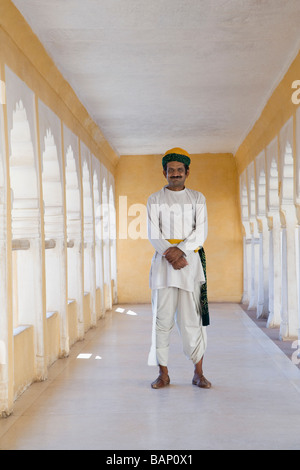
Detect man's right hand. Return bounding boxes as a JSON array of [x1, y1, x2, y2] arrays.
[[170, 256, 188, 270]]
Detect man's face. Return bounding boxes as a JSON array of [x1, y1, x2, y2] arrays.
[[163, 161, 189, 190]]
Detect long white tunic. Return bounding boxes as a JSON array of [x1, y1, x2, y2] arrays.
[[147, 186, 208, 292]]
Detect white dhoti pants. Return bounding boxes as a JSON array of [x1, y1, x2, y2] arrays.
[[148, 284, 207, 366]]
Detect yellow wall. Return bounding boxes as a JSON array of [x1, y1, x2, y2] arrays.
[[115, 153, 243, 303], [235, 50, 300, 175]]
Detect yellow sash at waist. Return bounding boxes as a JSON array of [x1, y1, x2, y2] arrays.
[[167, 239, 200, 253]]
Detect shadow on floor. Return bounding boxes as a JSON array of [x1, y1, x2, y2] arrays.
[[240, 304, 300, 370]]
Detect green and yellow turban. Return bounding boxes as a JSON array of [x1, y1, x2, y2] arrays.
[[162, 147, 191, 168]]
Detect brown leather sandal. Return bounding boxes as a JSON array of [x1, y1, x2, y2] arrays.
[[192, 374, 212, 389], [151, 374, 170, 389]]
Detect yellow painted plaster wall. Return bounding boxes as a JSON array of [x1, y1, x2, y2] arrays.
[[115, 153, 243, 304], [235, 50, 300, 175]]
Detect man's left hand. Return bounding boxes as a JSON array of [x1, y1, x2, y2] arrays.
[[163, 246, 185, 264]]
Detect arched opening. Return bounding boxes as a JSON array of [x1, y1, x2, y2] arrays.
[[256, 169, 269, 318], [248, 175, 259, 311], [267, 157, 281, 328], [10, 100, 40, 327], [269, 158, 279, 211], [0, 98, 10, 415], [240, 182, 251, 306], [257, 170, 266, 216], [93, 170, 105, 317], [82, 157, 96, 328], [280, 139, 298, 339], [282, 142, 294, 204], [241, 184, 248, 220], [65, 145, 83, 340], [83, 160, 93, 293], [249, 177, 256, 217], [42, 128, 65, 361], [109, 184, 117, 304], [9, 99, 46, 384], [102, 178, 112, 310]]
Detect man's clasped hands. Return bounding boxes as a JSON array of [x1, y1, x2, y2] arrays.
[[163, 246, 188, 270]]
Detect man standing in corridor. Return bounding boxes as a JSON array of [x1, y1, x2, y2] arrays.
[[147, 147, 211, 389]]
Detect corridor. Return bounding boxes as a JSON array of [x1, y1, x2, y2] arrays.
[[1, 303, 300, 450]]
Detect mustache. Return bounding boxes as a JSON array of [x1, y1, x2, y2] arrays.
[[170, 176, 182, 179]]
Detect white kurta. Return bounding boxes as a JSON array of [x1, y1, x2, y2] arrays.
[[147, 186, 208, 366], [147, 186, 208, 291]]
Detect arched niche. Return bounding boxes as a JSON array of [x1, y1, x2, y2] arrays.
[[296, 106, 300, 204], [82, 160, 93, 244], [109, 181, 117, 304], [239, 171, 251, 306], [81, 144, 96, 328], [39, 100, 68, 357], [92, 159, 105, 318], [65, 145, 81, 242], [9, 100, 40, 329], [42, 129, 63, 238], [255, 151, 267, 218], [281, 141, 294, 205], [268, 158, 279, 211], [0, 104, 5, 241], [102, 174, 112, 310], [255, 151, 269, 318], [266, 138, 281, 329], [10, 100, 39, 240], [82, 159, 93, 290], [0, 100, 6, 246], [0, 94, 12, 416], [7, 92, 46, 380], [249, 177, 256, 220], [241, 184, 249, 221], [279, 117, 294, 208], [246, 164, 259, 311], [279, 117, 298, 339], [257, 170, 266, 216], [64, 135, 84, 340], [41, 128, 66, 354]]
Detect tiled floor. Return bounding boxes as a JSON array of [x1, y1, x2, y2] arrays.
[[1, 303, 300, 450]]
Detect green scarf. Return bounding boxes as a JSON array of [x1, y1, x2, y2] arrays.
[[199, 248, 210, 326]]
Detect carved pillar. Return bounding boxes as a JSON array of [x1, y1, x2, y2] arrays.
[[256, 217, 269, 318], [267, 214, 282, 328], [82, 153, 96, 327], [0, 188, 13, 416], [279, 207, 298, 339], [93, 159, 105, 318]]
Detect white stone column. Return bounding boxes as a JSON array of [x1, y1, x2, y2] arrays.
[[267, 213, 282, 328], [240, 171, 251, 307], [0, 188, 13, 416], [101, 165, 112, 310], [64, 129, 84, 340], [93, 157, 105, 318], [256, 217, 269, 318], [82, 146, 96, 327], [39, 102, 68, 357], [279, 118, 298, 339], [279, 207, 298, 339], [241, 222, 251, 306], [248, 221, 260, 311]]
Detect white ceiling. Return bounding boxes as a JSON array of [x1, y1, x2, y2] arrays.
[[11, 0, 300, 156]]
